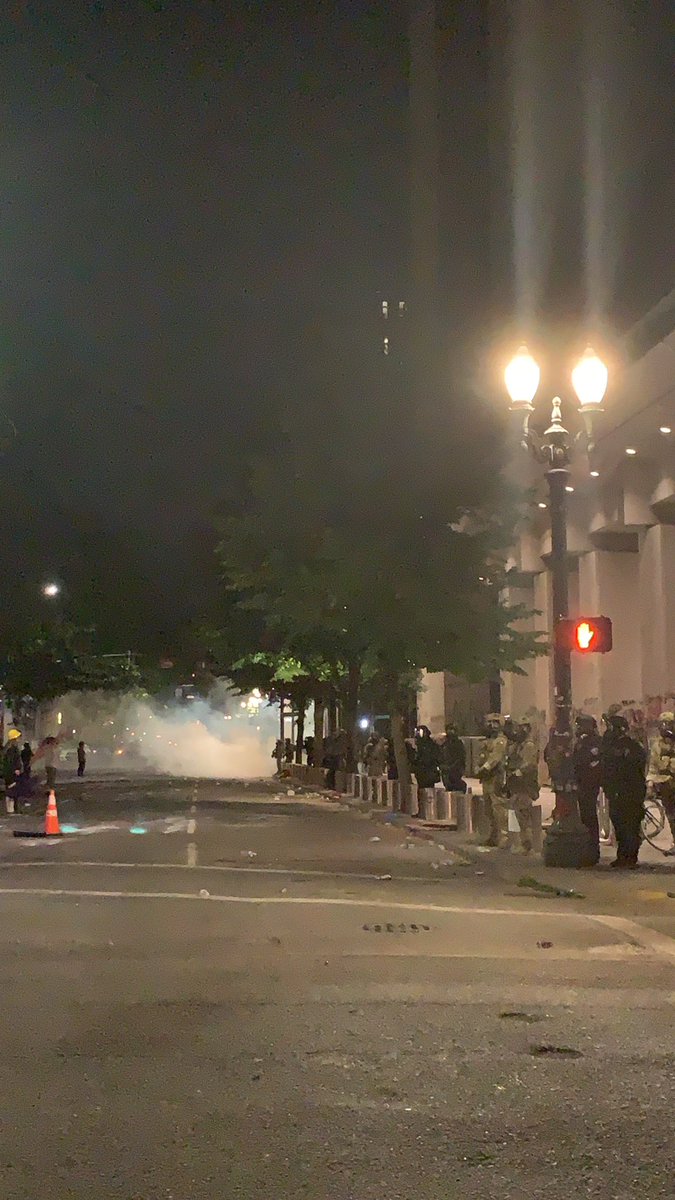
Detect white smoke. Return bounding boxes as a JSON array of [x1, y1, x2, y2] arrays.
[[42, 682, 282, 779]]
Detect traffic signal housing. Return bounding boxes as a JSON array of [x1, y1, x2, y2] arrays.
[[555, 616, 613, 654]]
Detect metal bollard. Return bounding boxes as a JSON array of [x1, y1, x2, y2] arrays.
[[435, 789, 450, 821], [532, 804, 543, 852], [454, 792, 473, 834]]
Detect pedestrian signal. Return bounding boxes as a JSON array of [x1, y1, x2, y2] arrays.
[[555, 616, 613, 654]]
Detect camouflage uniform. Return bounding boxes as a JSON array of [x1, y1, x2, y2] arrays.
[[647, 714, 675, 848], [477, 719, 508, 846], [505, 731, 540, 853]]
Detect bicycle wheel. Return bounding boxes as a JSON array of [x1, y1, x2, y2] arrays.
[[641, 797, 666, 848]]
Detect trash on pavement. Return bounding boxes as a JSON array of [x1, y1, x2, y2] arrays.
[[518, 875, 585, 899], [536, 940, 554, 949], [376, 874, 392, 881], [199, 889, 210, 898], [369, 836, 381, 843], [287, 789, 296, 796]]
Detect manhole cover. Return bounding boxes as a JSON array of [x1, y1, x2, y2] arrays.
[[362, 923, 431, 934]]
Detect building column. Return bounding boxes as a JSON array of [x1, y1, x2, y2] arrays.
[[576, 549, 641, 718], [639, 524, 675, 699]]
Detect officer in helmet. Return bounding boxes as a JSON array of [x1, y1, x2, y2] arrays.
[[572, 714, 602, 864], [477, 714, 508, 847], [647, 711, 675, 855], [601, 711, 647, 869], [504, 718, 540, 854]]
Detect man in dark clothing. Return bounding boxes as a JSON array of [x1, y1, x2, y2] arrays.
[[77, 741, 87, 777], [439, 723, 467, 793], [572, 714, 602, 863], [303, 735, 315, 768], [412, 726, 441, 817], [20, 742, 33, 777], [601, 713, 647, 869], [284, 738, 293, 764]]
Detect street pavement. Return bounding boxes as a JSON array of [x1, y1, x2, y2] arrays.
[[1, 771, 674, 1198]]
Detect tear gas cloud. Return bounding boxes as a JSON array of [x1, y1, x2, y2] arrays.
[[43, 681, 286, 779]]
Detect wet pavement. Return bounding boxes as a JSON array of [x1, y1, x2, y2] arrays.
[[0, 773, 674, 1197]]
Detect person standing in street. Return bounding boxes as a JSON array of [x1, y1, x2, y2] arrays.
[[504, 719, 540, 854], [601, 712, 647, 869], [439, 723, 467, 794], [303, 735, 315, 768], [41, 736, 60, 792], [412, 725, 441, 817], [272, 739, 284, 775], [3, 729, 23, 789], [647, 711, 675, 856], [477, 714, 508, 847], [77, 741, 87, 777], [572, 714, 602, 864], [20, 741, 33, 778]]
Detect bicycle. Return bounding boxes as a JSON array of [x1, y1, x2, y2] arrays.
[[641, 791, 667, 849]]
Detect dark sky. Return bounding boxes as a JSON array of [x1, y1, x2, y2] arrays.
[[0, 0, 672, 643]]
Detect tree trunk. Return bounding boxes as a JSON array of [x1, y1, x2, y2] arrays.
[[313, 696, 325, 769], [391, 701, 413, 813], [342, 661, 361, 774]]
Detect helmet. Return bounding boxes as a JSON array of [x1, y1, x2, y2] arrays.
[[606, 712, 629, 734], [575, 713, 597, 734], [6, 729, 21, 741]]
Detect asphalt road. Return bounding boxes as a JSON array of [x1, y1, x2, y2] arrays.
[[1, 772, 674, 1199]]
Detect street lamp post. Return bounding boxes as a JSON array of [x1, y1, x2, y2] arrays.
[[505, 347, 608, 864]]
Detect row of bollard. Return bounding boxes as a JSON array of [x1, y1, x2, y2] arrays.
[[288, 764, 544, 851]]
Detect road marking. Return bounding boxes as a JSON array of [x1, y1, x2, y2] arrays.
[[187, 842, 197, 867], [590, 913, 675, 962], [0, 860, 475, 884], [187, 818, 196, 835]]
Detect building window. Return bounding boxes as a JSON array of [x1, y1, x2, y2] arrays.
[[383, 336, 389, 355], [382, 300, 388, 318]]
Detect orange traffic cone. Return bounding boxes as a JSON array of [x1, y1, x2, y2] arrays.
[[44, 790, 62, 836]]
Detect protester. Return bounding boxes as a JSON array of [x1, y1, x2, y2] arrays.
[[20, 741, 33, 777], [439, 723, 467, 793], [412, 725, 441, 816], [40, 736, 60, 792], [303, 734, 315, 768], [77, 740, 87, 777], [3, 729, 23, 790], [284, 738, 294, 764], [647, 710, 675, 855], [601, 712, 647, 869], [572, 714, 602, 863], [504, 719, 540, 854], [272, 739, 284, 775], [363, 731, 388, 778]]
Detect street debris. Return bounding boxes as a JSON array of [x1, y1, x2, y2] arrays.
[[287, 789, 296, 796], [240, 849, 257, 858], [518, 875, 585, 899], [199, 889, 210, 898], [499, 1011, 542, 1023], [530, 1044, 583, 1059], [537, 940, 554, 949], [369, 836, 381, 843], [376, 874, 393, 881]]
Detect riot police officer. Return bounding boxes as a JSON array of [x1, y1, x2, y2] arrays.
[[572, 714, 602, 864], [477, 714, 508, 847], [504, 719, 540, 854], [647, 711, 675, 855], [601, 712, 646, 869]]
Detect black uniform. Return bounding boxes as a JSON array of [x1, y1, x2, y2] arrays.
[[439, 730, 467, 793], [601, 728, 646, 866], [572, 730, 602, 860]]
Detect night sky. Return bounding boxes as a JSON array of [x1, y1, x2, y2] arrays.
[[0, 1, 672, 648]]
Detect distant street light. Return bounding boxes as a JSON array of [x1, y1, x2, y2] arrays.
[[42, 582, 61, 598], [504, 345, 608, 866]]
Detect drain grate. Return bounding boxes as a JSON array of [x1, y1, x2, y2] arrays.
[[362, 922, 431, 934]]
